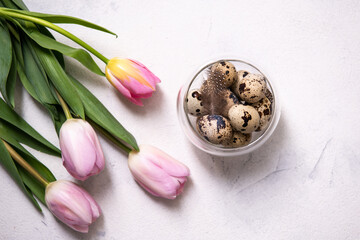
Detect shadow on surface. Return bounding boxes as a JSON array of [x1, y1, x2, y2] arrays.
[[193, 115, 289, 190], [114, 86, 165, 116]]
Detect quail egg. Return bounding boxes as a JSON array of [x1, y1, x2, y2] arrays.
[[228, 104, 260, 133], [252, 97, 272, 131], [234, 73, 266, 103], [231, 70, 249, 97], [196, 115, 233, 144], [221, 89, 240, 117], [210, 61, 237, 88], [222, 131, 252, 148], [186, 89, 207, 116]]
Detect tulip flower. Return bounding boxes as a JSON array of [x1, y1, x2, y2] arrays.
[[128, 144, 190, 199], [59, 119, 105, 181], [105, 58, 161, 106], [45, 180, 101, 233]]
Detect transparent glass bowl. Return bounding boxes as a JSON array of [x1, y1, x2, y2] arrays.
[[177, 59, 281, 156]]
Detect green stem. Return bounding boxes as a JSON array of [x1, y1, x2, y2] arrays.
[[2, 140, 49, 187], [0, 8, 109, 64], [55, 90, 72, 119], [88, 118, 133, 154]]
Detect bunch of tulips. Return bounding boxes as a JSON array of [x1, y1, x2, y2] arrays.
[[0, 0, 190, 233]]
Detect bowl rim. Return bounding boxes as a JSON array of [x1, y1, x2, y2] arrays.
[[177, 58, 281, 156]]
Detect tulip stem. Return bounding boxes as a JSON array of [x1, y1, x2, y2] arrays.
[[55, 90, 72, 119], [0, 8, 110, 64], [2, 140, 49, 187], [88, 119, 133, 153]]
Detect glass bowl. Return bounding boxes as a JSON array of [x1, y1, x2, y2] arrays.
[[177, 59, 281, 156]]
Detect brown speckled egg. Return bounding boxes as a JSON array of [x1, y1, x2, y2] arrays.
[[228, 104, 260, 133], [234, 73, 266, 103], [186, 89, 207, 116], [221, 89, 240, 117], [231, 70, 249, 97], [252, 97, 272, 131], [210, 61, 237, 88], [222, 131, 252, 148], [196, 115, 233, 144]]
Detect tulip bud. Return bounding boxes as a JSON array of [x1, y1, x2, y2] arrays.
[[45, 180, 101, 233], [128, 144, 190, 199], [59, 119, 105, 181], [105, 58, 161, 106]]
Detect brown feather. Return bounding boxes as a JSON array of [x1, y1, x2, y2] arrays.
[[201, 69, 227, 115]]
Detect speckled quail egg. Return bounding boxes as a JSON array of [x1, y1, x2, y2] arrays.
[[228, 104, 260, 133], [196, 115, 233, 144], [231, 70, 249, 97], [222, 131, 252, 148], [210, 61, 237, 88], [252, 97, 272, 131], [240, 73, 266, 103], [233, 73, 266, 103], [221, 89, 240, 117], [186, 89, 207, 116]]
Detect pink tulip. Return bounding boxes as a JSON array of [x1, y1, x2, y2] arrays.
[[59, 119, 105, 181], [128, 144, 190, 199], [45, 180, 101, 233], [105, 58, 161, 106]]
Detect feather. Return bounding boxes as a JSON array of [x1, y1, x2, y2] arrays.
[[201, 69, 227, 115]]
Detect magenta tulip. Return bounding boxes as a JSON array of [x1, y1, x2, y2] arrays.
[[45, 180, 101, 233], [105, 58, 161, 106], [128, 144, 190, 199], [59, 119, 105, 181]]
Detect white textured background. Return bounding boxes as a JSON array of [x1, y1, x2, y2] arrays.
[[1, 0, 360, 239]]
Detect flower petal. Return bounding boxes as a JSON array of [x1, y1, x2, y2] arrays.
[[128, 145, 190, 199], [45, 181, 100, 232], [141, 144, 190, 177], [105, 58, 161, 105], [59, 119, 104, 180]]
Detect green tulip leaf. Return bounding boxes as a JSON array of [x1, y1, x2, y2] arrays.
[[0, 21, 13, 106], [70, 75, 139, 151], [12, 36, 23, 64], [18, 168, 46, 205], [0, 0, 18, 9], [0, 98, 61, 156], [31, 43, 85, 119], [21, 25, 104, 76], [2, 8, 117, 36], [5, 51, 17, 107], [13, 35, 41, 103], [0, 119, 60, 157], [10, 0, 27, 10], [17, 63, 42, 103], [10, 24, 43, 103], [5, 136, 56, 183], [12, 35, 66, 133], [0, 140, 42, 211], [22, 37, 57, 104], [44, 103, 66, 135], [13, 37, 42, 103], [37, 26, 64, 68]]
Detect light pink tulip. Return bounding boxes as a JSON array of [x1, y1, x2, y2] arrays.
[[105, 58, 161, 106], [59, 119, 105, 181], [128, 144, 190, 199], [45, 180, 101, 233]]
